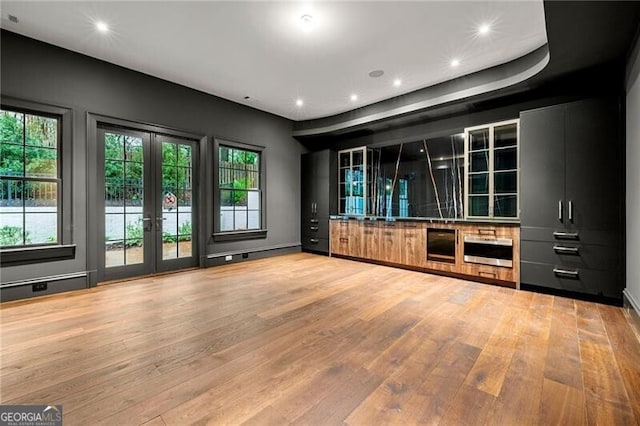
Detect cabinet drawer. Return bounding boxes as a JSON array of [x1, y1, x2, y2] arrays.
[[460, 263, 515, 283], [520, 261, 622, 298], [303, 236, 328, 253], [521, 240, 620, 271], [520, 226, 620, 246], [305, 219, 328, 237]]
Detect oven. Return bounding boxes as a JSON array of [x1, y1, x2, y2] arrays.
[[463, 235, 513, 268]]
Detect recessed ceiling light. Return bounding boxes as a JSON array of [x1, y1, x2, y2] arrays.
[[350, 94, 358, 102], [393, 79, 402, 87], [96, 21, 109, 33], [296, 99, 303, 107], [450, 59, 460, 67], [369, 70, 384, 78], [478, 24, 491, 35]]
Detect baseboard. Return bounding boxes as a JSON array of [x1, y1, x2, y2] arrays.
[[623, 289, 640, 342], [0, 272, 89, 303], [205, 244, 301, 267], [519, 283, 622, 306]]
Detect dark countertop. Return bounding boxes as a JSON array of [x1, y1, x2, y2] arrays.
[[329, 215, 520, 226]]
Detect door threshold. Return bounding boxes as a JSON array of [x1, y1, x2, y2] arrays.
[[98, 267, 200, 286]]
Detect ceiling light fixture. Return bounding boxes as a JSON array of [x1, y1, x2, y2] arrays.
[[300, 14, 314, 31], [450, 58, 460, 67], [478, 23, 491, 35], [350, 94, 358, 102], [296, 99, 303, 107], [96, 21, 109, 33], [393, 79, 402, 87]]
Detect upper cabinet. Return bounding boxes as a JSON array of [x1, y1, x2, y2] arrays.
[[464, 119, 519, 220], [338, 147, 375, 215]]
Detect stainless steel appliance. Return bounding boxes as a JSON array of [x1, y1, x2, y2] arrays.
[[463, 235, 513, 267], [427, 228, 456, 263]]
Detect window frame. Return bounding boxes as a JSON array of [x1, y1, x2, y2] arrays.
[[0, 97, 74, 265], [212, 138, 267, 241]]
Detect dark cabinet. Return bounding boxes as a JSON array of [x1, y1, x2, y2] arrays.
[[519, 97, 623, 300], [301, 150, 337, 253]]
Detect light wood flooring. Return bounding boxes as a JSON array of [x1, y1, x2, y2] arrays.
[[1, 253, 639, 425]]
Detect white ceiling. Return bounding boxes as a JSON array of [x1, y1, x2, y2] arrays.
[[0, 1, 547, 121]]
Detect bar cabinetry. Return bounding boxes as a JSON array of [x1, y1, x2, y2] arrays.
[[329, 219, 519, 287]]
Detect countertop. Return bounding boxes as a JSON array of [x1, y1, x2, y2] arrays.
[[329, 215, 520, 226]]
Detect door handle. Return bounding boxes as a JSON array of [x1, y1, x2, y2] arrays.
[[553, 245, 579, 255], [568, 200, 573, 222], [142, 217, 152, 231], [553, 268, 579, 278], [558, 200, 563, 222], [156, 217, 166, 229]]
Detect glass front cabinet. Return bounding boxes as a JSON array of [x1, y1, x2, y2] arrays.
[[338, 147, 375, 215], [464, 119, 519, 219]]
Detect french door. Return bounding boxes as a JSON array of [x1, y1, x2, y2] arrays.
[[98, 126, 198, 281]]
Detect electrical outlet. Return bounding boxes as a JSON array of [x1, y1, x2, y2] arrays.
[[242, 253, 249, 259], [32, 283, 47, 292], [225, 255, 233, 261]]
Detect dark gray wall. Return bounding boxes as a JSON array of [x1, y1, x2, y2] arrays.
[[0, 30, 303, 286], [625, 30, 640, 311]]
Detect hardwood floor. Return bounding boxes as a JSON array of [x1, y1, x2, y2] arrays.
[[1, 252, 639, 425]]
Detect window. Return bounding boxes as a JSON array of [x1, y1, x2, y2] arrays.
[[214, 139, 266, 239], [464, 119, 519, 219], [0, 108, 60, 247]]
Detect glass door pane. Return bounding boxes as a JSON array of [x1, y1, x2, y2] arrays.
[[104, 132, 146, 267], [156, 135, 197, 272], [160, 140, 193, 260]]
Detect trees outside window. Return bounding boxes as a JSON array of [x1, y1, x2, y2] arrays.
[[218, 145, 261, 231], [0, 109, 60, 247]]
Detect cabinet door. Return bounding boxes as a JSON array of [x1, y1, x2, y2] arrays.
[[402, 223, 426, 267], [380, 222, 401, 263], [313, 150, 330, 219], [519, 105, 566, 230], [301, 153, 315, 221], [565, 98, 621, 232]]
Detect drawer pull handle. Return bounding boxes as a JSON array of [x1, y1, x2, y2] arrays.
[[553, 245, 579, 255], [553, 268, 579, 278], [339, 238, 348, 243], [309, 226, 319, 231], [364, 222, 375, 228], [340, 221, 349, 226], [309, 238, 319, 244], [384, 231, 393, 236], [478, 228, 496, 235], [310, 219, 319, 224], [404, 223, 418, 228], [553, 231, 579, 240]]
